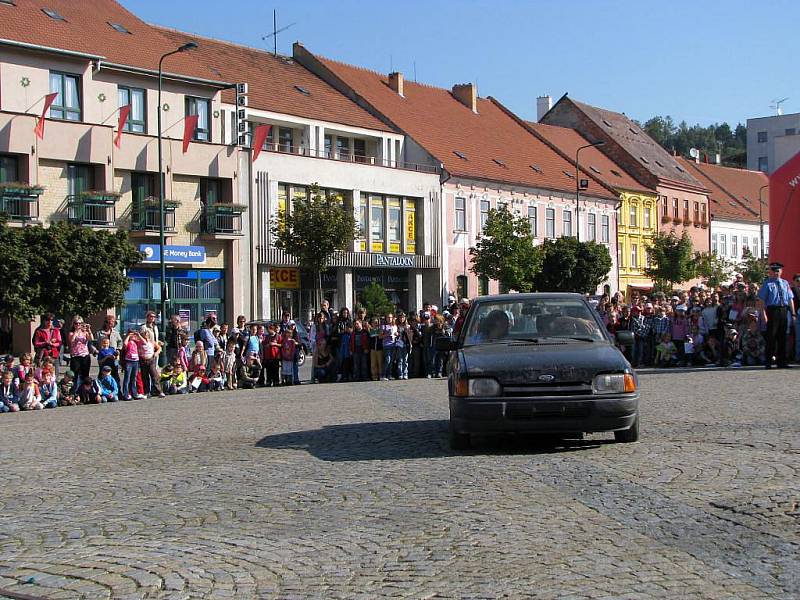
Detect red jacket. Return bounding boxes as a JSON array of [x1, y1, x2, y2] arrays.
[[262, 333, 282, 361], [33, 326, 62, 359], [349, 331, 369, 353]]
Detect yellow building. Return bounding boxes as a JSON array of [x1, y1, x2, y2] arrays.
[[616, 190, 658, 297]]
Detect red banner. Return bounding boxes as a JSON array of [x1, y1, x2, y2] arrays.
[[251, 124, 272, 162], [114, 105, 131, 148], [33, 92, 58, 140], [182, 114, 199, 153]]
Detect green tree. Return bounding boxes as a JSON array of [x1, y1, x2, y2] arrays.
[[692, 251, 733, 289], [359, 282, 394, 318], [469, 208, 541, 292], [644, 231, 696, 290], [0, 216, 37, 321], [738, 249, 768, 284], [532, 237, 613, 293], [271, 184, 358, 308]]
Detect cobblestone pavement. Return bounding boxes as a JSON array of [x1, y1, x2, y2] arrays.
[[0, 370, 798, 599]]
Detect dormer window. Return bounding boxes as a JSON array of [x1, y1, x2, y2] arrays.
[[42, 7, 65, 20]]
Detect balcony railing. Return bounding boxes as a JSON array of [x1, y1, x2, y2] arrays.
[[131, 198, 178, 233], [255, 141, 440, 174], [0, 184, 43, 221], [202, 203, 246, 236], [67, 192, 120, 227]]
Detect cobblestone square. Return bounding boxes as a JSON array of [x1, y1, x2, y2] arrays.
[[0, 370, 798, 599]]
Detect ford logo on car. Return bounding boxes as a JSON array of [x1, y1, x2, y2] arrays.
[[538, 374, 555, 382]]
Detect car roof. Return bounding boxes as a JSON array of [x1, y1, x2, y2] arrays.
[[473, 293, 587, 302]]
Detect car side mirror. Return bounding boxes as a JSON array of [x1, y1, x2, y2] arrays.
[[435, 337, 458, 352], [615, 330, 634, 346]]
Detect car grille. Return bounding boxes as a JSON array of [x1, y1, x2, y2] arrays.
[[503, 382, 592, 397], [505, 401, 591, 420]]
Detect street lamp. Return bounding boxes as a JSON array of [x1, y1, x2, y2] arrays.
[[157, 41, 197, 332], [575, 140, 605, 242], [758, 183, 768, 259]]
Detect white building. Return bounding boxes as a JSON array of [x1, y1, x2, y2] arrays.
[[747, 112, 800, 174]]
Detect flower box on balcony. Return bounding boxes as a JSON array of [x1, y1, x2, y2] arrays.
[[0, 182, 45, 196], [208, 202, 248, 214], [672, 216, 682, 225], [143, 196, 181, 209], [682, 217, 692, 226], [77, 190, 121, 204], [661, 214, 672, 224]]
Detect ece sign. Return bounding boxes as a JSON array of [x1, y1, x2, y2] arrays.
[[373, 254, 414, 268], [139, 244, 206, 264]]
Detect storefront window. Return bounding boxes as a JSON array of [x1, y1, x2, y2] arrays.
[[456, 275, 468, 301], [388, 196, 401, 253], [405, 200, 416, 254], [370, 195, 384, 252], [357, 195, 368, 252]]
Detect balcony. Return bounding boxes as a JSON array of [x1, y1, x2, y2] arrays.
[[201, 203, 246, 238], [67, 191, 120, 228], [0, 183, 43, 222], [130, 197, 178, 235]]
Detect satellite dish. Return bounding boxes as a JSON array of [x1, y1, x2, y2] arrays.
[[689, 148, 700, 159]]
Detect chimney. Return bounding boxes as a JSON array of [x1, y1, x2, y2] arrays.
[[715, 153, 721, 165], [536, 95, 552, 121], [388, 72, 404, 97], [452, 83, 477, 113]]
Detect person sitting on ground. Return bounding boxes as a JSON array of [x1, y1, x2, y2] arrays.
[[188, 364, 209, 393], [58, 370, 79, 406], [190, 341, 207, 376], [313, 338, 334, 383], [1, 370, 20, 413], [97, 365, 119, 402], [237, 356, 260, 389], [208, 363, 224, 391], [655, 332, 677, 368], [39, 370, 58, 408], [740, 318, 766, 366], [77, 376, 101, 404], [1, 354, 15, 376], [19, 372, 44, 410], [162, 363, 188, 395], [13, 352, 34, 388]]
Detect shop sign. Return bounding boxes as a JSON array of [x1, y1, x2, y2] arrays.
[[373, 254, 414, 268], [139, 244, 206, 265], [178, 309, 191, 330], [270, 267, 300, 289]]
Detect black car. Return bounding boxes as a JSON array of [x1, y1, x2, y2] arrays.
[[437, 293, 639, 449], [245, 320, 312, 367]]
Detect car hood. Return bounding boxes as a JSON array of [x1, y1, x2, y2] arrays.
[[460, 340, 629, 385]]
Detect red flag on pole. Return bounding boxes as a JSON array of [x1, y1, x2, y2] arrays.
[[114, 105, 131, 148], [33, 92, 58, 139], [251, 124, 272, 162], [182, 114, 199, 153]]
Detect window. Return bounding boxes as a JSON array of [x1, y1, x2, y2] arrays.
[[480, 200, 490, 231], [562, 209, 572, 237], [387, 196, 402, 252], [661, 196, 668, 217], [49, 71, 81, 121], [757, 131, 767, 143], [617, 243, 623, 268], [587, 213, 596, 241], [294, 85, 310, 96], [67, 163, 95, 196], [353, 138, 366, 160], [786, 128, 797, 136], [628, 205, 637, 227], [644, 206, 651, 228], [278, 127, 293, 152], [108, 22, 130, 34], [758, 156, 768, 172], [694, 202, 700, 222], [719, 234, 727, 256], [742, 237, 750, 254], [683, 199, 690, 220], [323, 134, 333, 157], [336, 137, 350, 159], [453, 150, 468, 160], [455, 197, 466, 231], [370, 196, 385, 250], [701, 204, 707, 223], [200, 178, 222, 207], [527, 205, 537, 237], [631, 244, 638, 269], [117, 86, 145, 133], [545, 208, 555, 238], [0, 155, 19, 183], [357, 194, 367, 243], [731, 235, 738, 258], [752, 237, 759, 256], [672, 198, 679, 219], [712, 234, 718, 254], [42, 7, 66, 20], [185, 97, 210, 142], [456, 275, 468, 302], [601, 214, 610, 243], [478, 275, 489, 297]]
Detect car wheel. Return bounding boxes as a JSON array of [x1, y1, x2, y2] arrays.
[[296, 347, 306, 367], [449, 422, 470, 451], [614, 415, 639, 443]]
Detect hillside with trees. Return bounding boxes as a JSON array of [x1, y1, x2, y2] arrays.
[[638, 116, 747, 167]]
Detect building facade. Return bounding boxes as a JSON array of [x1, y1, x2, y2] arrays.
[[746, 112, 800, 174]]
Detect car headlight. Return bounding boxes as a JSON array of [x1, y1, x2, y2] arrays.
[[592, 373, 636, 394], [455, 377, 501, 397]]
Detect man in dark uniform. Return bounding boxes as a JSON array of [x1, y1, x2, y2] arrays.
[[757, 262, 796, 369]]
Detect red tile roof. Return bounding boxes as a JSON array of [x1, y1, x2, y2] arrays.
[[156, 28, 392, 132], [678, 158, 769, 223], [0, 0, 227, 83], [523, 121, 654, 195], [304, 49, 617, 199]]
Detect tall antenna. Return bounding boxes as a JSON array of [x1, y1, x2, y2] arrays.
[[413, 60, 417, 82], [390, 54, 393, 72], [261, 9, 296, 56], [770, 97, 789, 116]]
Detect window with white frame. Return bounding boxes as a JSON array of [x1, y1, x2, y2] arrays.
[[480, 199, 490, 231], [600, 214, 610, 243], [752, 237, 759, 256], [49, 71, 81, 121], [545, 208, 555, 238], [644, 206, 651, 229], [587, 213, 596, 241], [712, 234, 718, 254], [562, 209, 572, 237], [629, 205, 637, 227], [117, 86, 145, 132], [455, 197, 466, 231], [527, 205, 537, 237], [185, 96, 210, 141], [631, 244, 638, 268], [719, 234, 727, 256], [731, 235, 738, 258]]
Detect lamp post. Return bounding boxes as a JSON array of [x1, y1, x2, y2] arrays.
[[157, 42, 197, 331], [758, 183, 768, 259], [575, 140, 605, 242]]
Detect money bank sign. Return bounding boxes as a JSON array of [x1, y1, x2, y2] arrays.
[[768, 151, 800, 278], [139, 244, 206, 264]]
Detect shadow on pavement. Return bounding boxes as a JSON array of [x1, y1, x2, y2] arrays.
[[255, 419, 607, 462]]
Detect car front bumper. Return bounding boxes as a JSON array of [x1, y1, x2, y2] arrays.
[[449, 393, 639, 434]]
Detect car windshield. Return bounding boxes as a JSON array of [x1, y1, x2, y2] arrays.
[[462, 298, 607, 346]]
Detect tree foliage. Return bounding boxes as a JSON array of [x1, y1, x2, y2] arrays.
[[359, 282, 395, 318], [0, 219, 142, 321], [271, 183, 358, 304], [532, 237, 613, 294], [644, 231, 696, 290], [469, 208, 542, 292], [738, 249, 768, 284], [692, 251, 733, 289], [639, 116, 747, 167]]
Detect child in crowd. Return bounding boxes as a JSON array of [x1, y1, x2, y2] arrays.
[[380, 313, 397, 381], [189, 365, 209, 393], [313, 339, 334, 383], [159, 364, 174, 392], [655, 333, 677, 368], [39, 370, 58, 408], [224, 340, 238, 390], [237, 356, 259, 389], [368, 318, 383, 381], [34, 357, 55, 383], [208, 363, 224, 391], [13, 353, 33, 387], [176, 332, 190, 372], [246, 324, 260, 360], [739, 319, 765, 366], [1, 354, 15, 376], [122, 329, 144, 401], [58, 370, 79, 406], [190, 341, 207, 374], [338, 323, 353, 382], [77, 376, 101, 404], [97, 337, 118, 376], [19, 372, 44, 410], [263, 324, 282, 387], [685, 325, 705, 366], [1, 370, 20, 413], [351, 320, 369, 382], [280, 329, 298, 386], [97, 365, 119, 402]]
